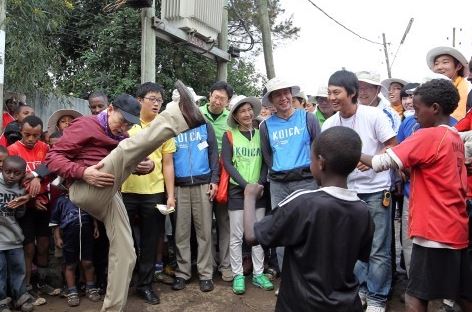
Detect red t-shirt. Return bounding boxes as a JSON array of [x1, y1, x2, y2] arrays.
[[455, 110, 472, 198], [391, 125, 469, 248], [7, 140, 49, 173], [2, 113, 15, 130]]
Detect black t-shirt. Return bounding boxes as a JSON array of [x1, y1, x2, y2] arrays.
[[254, 187, 374, 312]]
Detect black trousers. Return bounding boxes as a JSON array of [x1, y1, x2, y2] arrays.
[[123, 193, 165, 288]]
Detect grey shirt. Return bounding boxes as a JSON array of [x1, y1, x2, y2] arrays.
[[0, 174, 26, 250]]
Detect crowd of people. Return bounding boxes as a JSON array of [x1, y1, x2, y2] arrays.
[[0, 44, 471, 312]]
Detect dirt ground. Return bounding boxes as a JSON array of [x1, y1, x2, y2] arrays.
[[34, 276, 409, 312], [34, 219, 445, 312], [33, 271, 443, 312]]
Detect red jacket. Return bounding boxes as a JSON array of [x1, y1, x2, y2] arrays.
[[456, 111, 472, 198], [45, 116, 119, 180]]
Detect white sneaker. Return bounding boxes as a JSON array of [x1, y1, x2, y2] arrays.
[[366, 306, 386, 312], [275, 288, 279, 296]]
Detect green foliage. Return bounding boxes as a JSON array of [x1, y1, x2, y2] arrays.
[[228, 0, 300, 54], [4, 0, 72, 93], [5, 0, 297, 98]]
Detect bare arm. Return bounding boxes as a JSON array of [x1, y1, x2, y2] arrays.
[[358, 136, 398, 171], [163, 153, 175, 208], [243, 184, 264, 246]]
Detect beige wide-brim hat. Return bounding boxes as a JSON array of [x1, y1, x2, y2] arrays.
[[426, 46, 468, 70], [380, 78, 408, 98], [228, 96, 261, 128], [47, 109, 82, 134], [261, 77, 300, 106]]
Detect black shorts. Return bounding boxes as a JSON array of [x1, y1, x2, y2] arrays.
[[407, 244, 472, 301], [62, 222, 94, 265], [19, 208, 51, 244]]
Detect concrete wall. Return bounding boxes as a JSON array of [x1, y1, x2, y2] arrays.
[[26, 92, 90, 127]]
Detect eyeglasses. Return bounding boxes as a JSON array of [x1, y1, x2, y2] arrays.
[[211, 95, 228, 102], [144, 97, 164, 104]]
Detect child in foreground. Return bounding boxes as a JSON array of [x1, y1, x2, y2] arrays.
[[244, 126, 374, 312], [0, 156, 34, 312], [360, 79, 472, 312]]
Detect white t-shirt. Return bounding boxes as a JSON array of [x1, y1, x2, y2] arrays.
[[322, 104, 396, 193]]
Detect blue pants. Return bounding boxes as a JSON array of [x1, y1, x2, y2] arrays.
[[354, 191, 392, 307], [0, 248, 27, 302]]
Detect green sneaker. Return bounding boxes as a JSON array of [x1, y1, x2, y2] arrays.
[[232, 275, 245, 295], [252, 274, 274, 291]]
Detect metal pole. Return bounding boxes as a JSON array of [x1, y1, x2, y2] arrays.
[[452, 27, 456, 47], [257, 0, 275, 79], [0, 0, 6, 130], [382, 33, 391, 78], [217, 0, 228, 81], [141, 0, 156, 83]]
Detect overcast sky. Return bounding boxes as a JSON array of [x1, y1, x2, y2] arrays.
[[254, 0, 472, 95]]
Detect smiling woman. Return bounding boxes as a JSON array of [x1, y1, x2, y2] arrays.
[[426, 46, 472, 120]]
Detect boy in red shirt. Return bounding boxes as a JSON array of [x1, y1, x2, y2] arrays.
[[361, 79, 471, 311], [7, 116, 56, 297]]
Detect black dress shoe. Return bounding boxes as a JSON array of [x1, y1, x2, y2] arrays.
[[199, 279, 214, 292], [172, 277, 186, 291], [136, 287, 160, 305], [175, 80, 206, 129]]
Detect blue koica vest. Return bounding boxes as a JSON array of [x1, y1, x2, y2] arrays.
[[173, 124, 211, 179], [266, 109, 311, 172]]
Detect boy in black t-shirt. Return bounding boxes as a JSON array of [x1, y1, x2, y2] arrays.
[[244, 126, 374, 312]]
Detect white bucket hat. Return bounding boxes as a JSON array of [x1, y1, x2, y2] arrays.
[[262, 77, 300, 106], [380, 78, 408, 98], [405, 73, 451, 95], [356, 71, 382, 87], [293, 90, 307, 102], [228, 96, 261, 128], [315, 86, 328, 98], [426, 46, 468, 70]]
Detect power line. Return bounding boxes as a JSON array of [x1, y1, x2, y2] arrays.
[[305, 0, 383, 46]]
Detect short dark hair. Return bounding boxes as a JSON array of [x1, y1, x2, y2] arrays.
[[210, 81, 234, 99], [3, 155, 26, 172], [328, 70, 359, 103], [136, 82, 165, 99], [413, 79, 459, 115], [14, 104, 33, 115], [21, 115, 43, 130], [88, 91, 108, 102], [312, 126, 362, 176], [400, 83, 419, 98]]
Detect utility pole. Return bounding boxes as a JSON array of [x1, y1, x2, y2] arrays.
[[141, 0, 156, 83], [0, 0, 5, 130], [217, 0, 229, 81], [452, 27, 456, 47], [382, 33, 391, 78], [256, 0, 275, 79]]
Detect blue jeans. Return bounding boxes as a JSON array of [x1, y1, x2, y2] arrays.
[[354, 191, 392, 307], [270, 178, 318, 271], [0, 248, 27, 302]]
